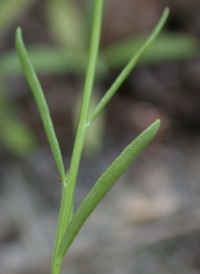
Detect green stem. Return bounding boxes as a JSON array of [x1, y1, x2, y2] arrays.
[[51, 1, 104, 273]]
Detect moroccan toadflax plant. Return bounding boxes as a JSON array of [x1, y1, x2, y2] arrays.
[[15, 1, 169, 273]]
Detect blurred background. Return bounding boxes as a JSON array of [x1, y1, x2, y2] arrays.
[[0, 0, 200, 273]]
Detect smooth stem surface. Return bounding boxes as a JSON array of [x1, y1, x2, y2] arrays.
[[51, 1, 104, 273], [88, 7, 169, 124]]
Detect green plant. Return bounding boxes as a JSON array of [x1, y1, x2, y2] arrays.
[[1, 0, 198, 157], [15, 1, 169, 273]]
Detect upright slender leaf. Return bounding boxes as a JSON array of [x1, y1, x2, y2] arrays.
[[89, 7, 170, 123], [15, 28, 65, 181], [102, 32, 199, 68]]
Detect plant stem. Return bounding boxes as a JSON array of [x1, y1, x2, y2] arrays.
[[51, 1, 104, 273]]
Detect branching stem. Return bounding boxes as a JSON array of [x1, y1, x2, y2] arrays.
[[51, 1, 104, 273]]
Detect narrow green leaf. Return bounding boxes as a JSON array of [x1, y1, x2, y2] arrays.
[[56, 119, 160, 263], [15, 27, 65, 182], [102, 32, 199, 68], [88, 7, 170, 123]]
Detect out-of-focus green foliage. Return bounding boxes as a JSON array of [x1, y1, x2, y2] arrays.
[[72, 89, 106, 157], [45, 0, 88, 49], [0, 46, 108, 79], [0, 79, 36, 157], [2, 32, 199, 76], [0, 0, 37, 157], [0, 0, 36, 39]]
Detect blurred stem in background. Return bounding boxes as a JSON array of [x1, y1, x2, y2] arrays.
[[0, 78, 36, 156]]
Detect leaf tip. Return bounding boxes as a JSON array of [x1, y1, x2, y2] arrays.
[[164, 7, 170, 15], [155, 118, 161, 126], [15, 27, 23, 50], [16, 27, 22, 39], [151, 119, 161, 136], [154, 118, 160, 127], [162, 7, 170, 23]]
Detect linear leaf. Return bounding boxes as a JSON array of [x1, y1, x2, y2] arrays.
[[56, 119, 160, 263], [88, 7, 169, 123], [102, 32, 199, 68], [15, 27, 65, 181]]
